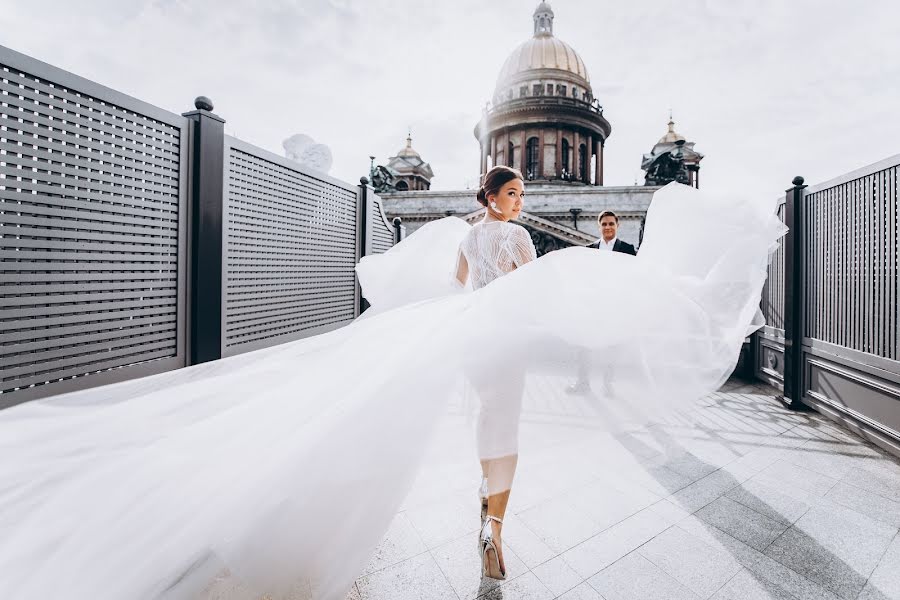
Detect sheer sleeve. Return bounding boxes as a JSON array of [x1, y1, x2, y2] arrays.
[[505, 225, 537, 268], [452, 248, 468, 289]]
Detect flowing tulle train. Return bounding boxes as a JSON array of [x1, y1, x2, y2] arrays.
[[0, 183, 785, 599]]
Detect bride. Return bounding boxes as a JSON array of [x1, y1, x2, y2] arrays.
[[0, 166, 785, 599], [455, 166, 535, 580]]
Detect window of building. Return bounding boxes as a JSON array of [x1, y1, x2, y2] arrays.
[[533, 84, 542, 96], [507, 142, 515, 167], [556, 84, 567, 97], [561, 138, 570, 177], [520, 86, 527, 98], [572, 87, 578, 98], [526, 137, 540, 179], [547, 83, 553, 95], [507, 89, 513, 100], [395, 180, 409, 191]]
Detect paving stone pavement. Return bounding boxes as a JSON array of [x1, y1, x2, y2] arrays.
[[351, 378, 900, 600]]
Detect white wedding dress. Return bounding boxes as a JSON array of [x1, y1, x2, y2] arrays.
[[0, 183, 785, 599]]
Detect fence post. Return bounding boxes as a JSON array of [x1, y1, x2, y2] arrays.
[[779, 175, 808, 409], [183, 96, 226, 365], [357, 177, 373, 315], [392, 217, 404, 244]]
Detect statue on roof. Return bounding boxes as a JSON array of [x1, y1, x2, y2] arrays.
[[641, 115, 704, 188], [370, 164, 397, 194], [642, 140, 691, 186]]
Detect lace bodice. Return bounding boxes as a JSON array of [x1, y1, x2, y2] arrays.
[[458, 221, 537, 290]]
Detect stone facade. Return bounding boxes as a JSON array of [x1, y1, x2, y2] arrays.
[[381, 184, 657, 251]]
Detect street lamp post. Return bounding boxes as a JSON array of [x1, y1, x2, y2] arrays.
[[569, 208, 582, 230]]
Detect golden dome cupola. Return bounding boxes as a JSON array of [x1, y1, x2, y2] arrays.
[[534, 2, 554, 36], [493, 2, 591, 104]]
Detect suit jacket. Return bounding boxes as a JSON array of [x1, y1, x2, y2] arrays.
[[587, 238, 637, 256]]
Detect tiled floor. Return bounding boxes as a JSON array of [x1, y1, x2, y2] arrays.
[[351, 379, 900, 600]]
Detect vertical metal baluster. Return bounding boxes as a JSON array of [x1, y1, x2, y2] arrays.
[[868, 174, 876, 355], [890, 167, 899, 360], [847, 181, 866, 348], [872, 171, 887, 356], [827, 187, 833, 346]]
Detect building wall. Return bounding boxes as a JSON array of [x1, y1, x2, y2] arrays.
[[381, 185, 658, 248]]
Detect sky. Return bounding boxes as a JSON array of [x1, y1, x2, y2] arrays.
[[3, 0, 899, 202]]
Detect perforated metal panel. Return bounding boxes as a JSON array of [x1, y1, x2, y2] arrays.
[[804, 164, 899, 361], [761, 201, 786, 331], [370, 195, 395, 255], [0, 46, 188, 405], [222, 137, 360, 356]]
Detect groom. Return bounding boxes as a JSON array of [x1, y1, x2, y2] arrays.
[[566, 211, 636, 395], [587, 211, 637, 255]]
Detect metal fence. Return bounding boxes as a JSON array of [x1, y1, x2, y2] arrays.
[[0, 44, 396, 407], [754, 155, 900, 456], [804, 165, 898, 361], [222, 137, 362, 356], [0, 45, 191, 406], [370, 194, 401, 254], [755, 201, 786, 388]]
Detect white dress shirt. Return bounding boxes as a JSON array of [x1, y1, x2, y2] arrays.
[[596, 237, 617, 251]]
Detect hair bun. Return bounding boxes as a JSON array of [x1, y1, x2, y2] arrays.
[[476, 187, 488, 207]]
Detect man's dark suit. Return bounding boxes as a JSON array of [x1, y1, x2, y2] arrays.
[[587, 238, 637, 255]]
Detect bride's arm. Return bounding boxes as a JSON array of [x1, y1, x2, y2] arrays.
[[509, 226, 537, 267], [453, 249, 469, 288]]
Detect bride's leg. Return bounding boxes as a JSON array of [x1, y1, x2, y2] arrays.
[[484, 453, 517, 573], [475, 366, 525, 577]]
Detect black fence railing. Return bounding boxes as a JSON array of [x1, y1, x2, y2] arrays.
[[754, 156, 900, 456], [0, 44, 397, 407]]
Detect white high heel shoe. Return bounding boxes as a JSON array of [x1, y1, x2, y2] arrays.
[[480, 515, 506, 580]]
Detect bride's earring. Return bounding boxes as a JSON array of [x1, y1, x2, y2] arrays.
[[490, 202, 498, 210]]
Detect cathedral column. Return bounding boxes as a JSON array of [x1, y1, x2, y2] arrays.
[[555, 128, 562, 179], [538, 127, 545, 178], [489, 135, 495, 171], [586, 134, 593, 184], [599, 140, 605, 186], [573, 130, 579, 180], [594, 138, 601, 186], [504, 130, 510, 168]]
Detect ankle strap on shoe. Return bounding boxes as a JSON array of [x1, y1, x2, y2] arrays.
[[485, 515, 503, 525]]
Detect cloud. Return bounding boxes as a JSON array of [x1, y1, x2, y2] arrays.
[[2, 0, 898, 201]]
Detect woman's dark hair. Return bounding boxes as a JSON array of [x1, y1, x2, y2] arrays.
[[476, 166, 523, 207]]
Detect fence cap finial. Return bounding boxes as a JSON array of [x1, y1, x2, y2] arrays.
[[360, 176, 370, 185], [792, 176, 805, 186], [194, 96, 214, 111], [392, 217, 402, 226]]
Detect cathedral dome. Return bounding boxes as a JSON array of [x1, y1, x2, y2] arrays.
[[493, 2, 590, 97], [495, 37, 590, 90], [475, 3, 611, 187]]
